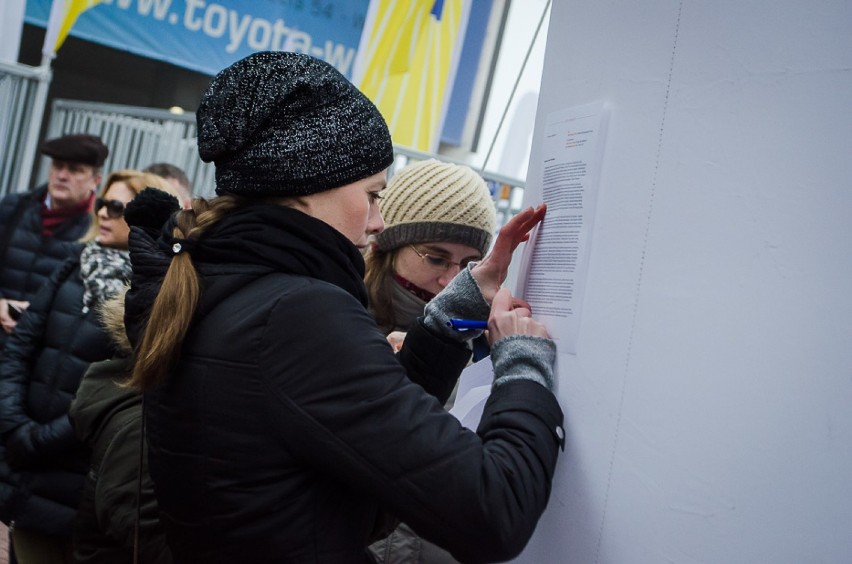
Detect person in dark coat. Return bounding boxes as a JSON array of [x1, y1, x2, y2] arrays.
[[365, 158, 497, 362], [365, 159, 498, 564], [69, 281, 173, 564], [124, 51, 564, 564], [0, 170, 177, 564], [0, 133, 108, 350]]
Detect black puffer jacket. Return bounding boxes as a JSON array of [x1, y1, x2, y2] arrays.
[[0, 185, 90, 350], [0, 256, 118, 535], [130, 205, 564, 564]]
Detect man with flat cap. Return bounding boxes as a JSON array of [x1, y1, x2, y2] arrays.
[[0, 133, 108, 349]]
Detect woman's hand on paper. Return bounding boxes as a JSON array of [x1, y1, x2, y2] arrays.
[[487, 288, 549, 345], [471, 203, 546, 305]]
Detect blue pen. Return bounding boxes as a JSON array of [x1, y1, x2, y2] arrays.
[[446, 318, 488, 331]]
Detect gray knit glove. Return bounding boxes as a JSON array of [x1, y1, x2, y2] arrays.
[[423, 264, 490, 343], [491, 335, 556, 391]]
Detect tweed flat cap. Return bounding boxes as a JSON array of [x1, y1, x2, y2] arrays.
[[197, 51, 394, 197], [40, 134, 109, 167]]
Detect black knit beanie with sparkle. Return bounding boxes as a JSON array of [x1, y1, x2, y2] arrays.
[[197, 51, 394, 197]]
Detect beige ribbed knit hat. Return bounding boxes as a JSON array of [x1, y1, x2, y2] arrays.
[[374, 159, 497, 256]]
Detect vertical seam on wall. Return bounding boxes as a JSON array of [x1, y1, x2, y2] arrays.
[[593, 1, 683, 561]]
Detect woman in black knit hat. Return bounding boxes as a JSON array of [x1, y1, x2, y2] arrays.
[[123, 51, 563, 564]]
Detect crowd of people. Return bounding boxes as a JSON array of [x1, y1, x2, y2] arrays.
[[0, 51, 562, 563]]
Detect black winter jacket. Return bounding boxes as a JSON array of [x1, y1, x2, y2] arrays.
[[0, 185, 89, 350], [0, 256, 117, 535], [131, 205, 563, 564]]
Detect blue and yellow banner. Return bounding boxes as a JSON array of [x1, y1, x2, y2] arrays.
[[27, 0, 369, 78], [42, 0, 103, 56], [353, 0, 470, 152]]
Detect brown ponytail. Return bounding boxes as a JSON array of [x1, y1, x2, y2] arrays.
[[127, 195, 242, 391]]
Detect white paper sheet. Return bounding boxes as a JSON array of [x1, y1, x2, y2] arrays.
[[448, 356, 493, 430], [516, 101, 609, 353]]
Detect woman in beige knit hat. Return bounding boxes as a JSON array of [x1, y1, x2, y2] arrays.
[[365, 159, 497, 347], [365, 159, 498, 564]]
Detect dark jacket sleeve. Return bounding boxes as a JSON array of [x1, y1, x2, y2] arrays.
[[0, 258, 80, 466], [260, 284, 563, 564], [396, 318, 471, 405]]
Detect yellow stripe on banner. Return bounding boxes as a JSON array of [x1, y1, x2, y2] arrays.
[[54, 0, 103, 53], [357, 0, 466, 152]]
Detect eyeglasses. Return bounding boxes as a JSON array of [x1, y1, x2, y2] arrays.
[[95, 198, 126, 219], [409, 245, 474, 272]]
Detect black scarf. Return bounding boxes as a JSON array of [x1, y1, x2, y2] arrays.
[[126, 203, 368, 345], [191, 204, 368, 306]]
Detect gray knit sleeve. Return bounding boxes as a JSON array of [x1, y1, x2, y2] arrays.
[[491, 335, 556, 391], [423, 264, 490, 343]]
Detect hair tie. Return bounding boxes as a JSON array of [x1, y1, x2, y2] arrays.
[[158, 237, 197, 257]]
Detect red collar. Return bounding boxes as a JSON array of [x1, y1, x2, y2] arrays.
[[41, 191, 94, 235], [393, 273, 436, 302]]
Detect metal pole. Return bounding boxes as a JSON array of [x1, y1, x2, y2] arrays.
[[479, 0, 551, 175], [16, 54, 52, 193]]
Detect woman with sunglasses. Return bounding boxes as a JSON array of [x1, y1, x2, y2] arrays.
[[0, 170, 176, 564]]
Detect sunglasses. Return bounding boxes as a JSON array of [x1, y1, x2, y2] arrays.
[[95, 198, 126, 219]]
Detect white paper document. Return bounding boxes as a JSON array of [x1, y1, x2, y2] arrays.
[[516, 101, 609, 353], [450, 103, 608, 428], [448, 356, 493, 430]]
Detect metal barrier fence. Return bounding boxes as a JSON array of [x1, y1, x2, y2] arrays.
[[0, 60, 48, 198], [39, 99, 215, 197], [11, 96, 526, 229]]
